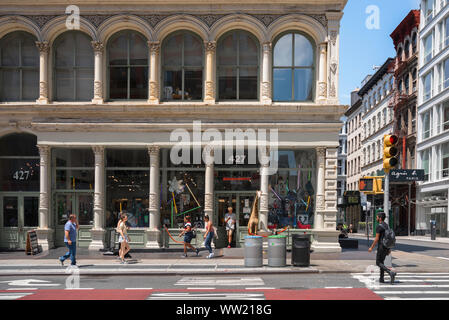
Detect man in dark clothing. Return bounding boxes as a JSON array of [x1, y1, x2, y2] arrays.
[[368, 212, 397, 284]]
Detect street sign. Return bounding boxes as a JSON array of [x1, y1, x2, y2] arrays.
[[389, 169, 425, 182]]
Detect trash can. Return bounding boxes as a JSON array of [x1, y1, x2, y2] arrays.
[[291, 234, 311, 267], [244, 236, 263, 267], [430, 220, 437, 240], [268, 235, 286, 267]]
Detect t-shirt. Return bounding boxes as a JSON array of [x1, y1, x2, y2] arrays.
[[184, 222, 193, 235], [119, 221, 128, 236], [225, 213, 236, 230], [376, 222, 388, 249], [64, 221, 77, 243]]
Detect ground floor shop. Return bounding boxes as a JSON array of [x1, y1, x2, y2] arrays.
[[0, 129, 342, 252], [416, 189, 449, 238]]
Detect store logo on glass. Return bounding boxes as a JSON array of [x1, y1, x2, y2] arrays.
[[170, 121, 279, 175]]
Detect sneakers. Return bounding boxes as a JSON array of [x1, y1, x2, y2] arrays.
[[59, 258, 64, 267], [227, 245, 231, 248], [196, 248, 200, 256], [120, 260, 128, 264], [206, 252, 215, 259], [390, 272, 397, 285], [182, 253, 188, 258]]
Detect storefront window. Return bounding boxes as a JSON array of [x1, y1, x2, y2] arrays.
[[53, 148, 94, 225], [0, 133, 39, 192], [268, 150, 316, 230], [106, 149, 149, 228]]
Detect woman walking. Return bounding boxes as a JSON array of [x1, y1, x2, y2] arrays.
[[203, 215, 215, 259], [118, 212, 131, 264], [179, 216, 200, 258]]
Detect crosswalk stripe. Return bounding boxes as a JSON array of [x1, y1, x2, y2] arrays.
[[175, 277, 265, 286], [0, 292, 33, 300], [375, 291, 449, 295], [352, 273, 449, 276], [148, 292, 265, 300], [385, 297, 449, 300], [375, 284, 449, 288], [437, 257, 449, 261]]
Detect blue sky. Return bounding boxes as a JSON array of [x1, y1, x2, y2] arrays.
[[340, 0, 421, 105]]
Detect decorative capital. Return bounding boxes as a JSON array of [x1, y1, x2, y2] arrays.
[[316, 147, 326, 158], [148, 41, 160, 54], [262, 42, 272, 53], [35, 41, 50, 53], [205, 41, 216, 53], [37, 145, 51, 156], [91, 41, 104, 53], [92, 145, 105, 155], [148, 145, 160, 156]]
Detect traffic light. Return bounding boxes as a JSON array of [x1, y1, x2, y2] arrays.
[[383, 134, 399, 172], [359, 178, 374, 192]]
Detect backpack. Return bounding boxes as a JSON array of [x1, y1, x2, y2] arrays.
[[381, 223, 396, 249]]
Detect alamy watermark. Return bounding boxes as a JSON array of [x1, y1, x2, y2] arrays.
[[366, 5, 380, 30], [169, 121, 279, 175], [65, 265, 80, 289], [65, 5, 80, 30]]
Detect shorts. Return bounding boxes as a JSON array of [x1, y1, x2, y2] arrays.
[[119, 235, 129, 243], [226, 227, 235, 232], [184, 233, 194, 244]]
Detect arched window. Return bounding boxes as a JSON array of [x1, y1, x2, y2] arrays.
[[0, 31, 39, 102], [217, 30, 259, 100], [54, 31, 94, 101], [273, 32, 314, 102], [412, 33, 417, 53], [397, 47, 403, 62], [404, 40, 410, 60], [162, 31, 203, 101], [404, 74, 410, 94], [108, 30, 148, 100]]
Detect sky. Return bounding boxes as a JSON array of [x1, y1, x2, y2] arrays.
[[339, 0, 421, 106]]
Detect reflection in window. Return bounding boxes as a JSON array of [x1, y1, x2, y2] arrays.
[[162, 32, 203, 101], [273, 33, 314, 102], [268, 150, 316, 230], [0, 31, 39, 102], [54, 31, 94, 101], [108, 30, 148, 100], [0, 133, 39, 192], [217, 30, 259, 100]]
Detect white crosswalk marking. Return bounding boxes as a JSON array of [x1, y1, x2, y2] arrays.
[[352, 272, 449, 300], [175, 277, 265, 287], [148, 292, 265, 300], [0, 292, 33, 300]]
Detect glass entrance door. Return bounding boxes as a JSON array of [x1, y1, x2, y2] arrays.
[[54, 192, 93, 246], [0, 194, 39, 250], [214, 192, 256, 248]]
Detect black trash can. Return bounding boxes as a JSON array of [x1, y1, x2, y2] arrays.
[[291, 234, 311, 267]]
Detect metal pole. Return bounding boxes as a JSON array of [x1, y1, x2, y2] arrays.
[[408, 182, 411, 237], [384, 172, 390, 224]]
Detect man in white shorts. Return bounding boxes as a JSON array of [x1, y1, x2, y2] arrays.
[[225, 206, 236, 248]]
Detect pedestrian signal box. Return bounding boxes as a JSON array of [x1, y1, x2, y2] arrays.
[[359, 177, 384, 194]]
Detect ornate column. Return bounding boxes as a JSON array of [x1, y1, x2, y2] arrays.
[[261, 42, 272, 105], [148, 41, 160, 104], [326, 12, 343, 104], [146, 146, 161, 248], [318, 42, 328, 103], [35, 42, 49, 104], [204, 41, 216, 104], [91, 41, 104, 104], [36, 145, 53, 250], [315, 147, 326, 230], [204, 146, 214, 221], [89, 146, 106, 250], [259, 162, 270, 232]]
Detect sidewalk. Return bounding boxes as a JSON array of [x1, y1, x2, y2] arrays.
[[0, 241, 448, 275], [351, 233, 449, 244]]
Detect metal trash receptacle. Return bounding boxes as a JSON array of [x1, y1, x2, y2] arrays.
[[244, 236, 263, 267], [430, 220, 437, 240], [268, 235, 286, 267], [291, 234, 311, 267]]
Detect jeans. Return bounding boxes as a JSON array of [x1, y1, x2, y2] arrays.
[[376, 246, 392, 279], [60, 242, 77, 265], [204, 231, 214, 254]]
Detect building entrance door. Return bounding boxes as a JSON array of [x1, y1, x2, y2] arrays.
[[0, 193, 39, 250], [54, 192, 93, 246], [214, 192, 256, 248]]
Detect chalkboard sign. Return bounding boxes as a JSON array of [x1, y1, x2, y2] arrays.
[[26, 230, 41, 255]]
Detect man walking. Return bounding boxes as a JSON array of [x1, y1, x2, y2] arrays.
[[368, 212, 397, 284], [225, 206, 236, 248], [59, 214, 79, 266]]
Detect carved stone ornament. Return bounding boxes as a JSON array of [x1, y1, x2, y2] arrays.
[[38, 145, 50, 157], [149, 42, 160, 55], [204, 193, 213, 210], [85, 15, 115, 28], [205, 41, 216, 53], [149, 193, 159, 211], [319, 82, 327, 98], [330, 62, 337, 74], [39, 192, 49, 209], [148, 146, 160, 157], [316, 195, 325, 211], [262, 42, 272, 53], [39, 81, 47, 98], [262, 82, 271, 99], [92, 145, 105, 156], [149, 81, 159, 99], [94, 81, 102, 98], [260, 193, 268, 210], [91, 41, 104, 53], [27, 15, 59, 29], [205, 81, 214, 100], [329, 83, 336, 98], [141, 15, 169, 28], [35, 41, 50, 53], [330, 30, 338, 46], [195, 14, 225, 28]]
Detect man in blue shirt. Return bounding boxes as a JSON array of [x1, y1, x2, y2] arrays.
[[59, 214, 79, 266]]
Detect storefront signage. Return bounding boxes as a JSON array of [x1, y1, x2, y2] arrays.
[[343, 191, 360, 205], [12, 170, 33, 181], [389, 169, 425, 182]]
